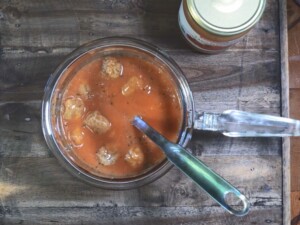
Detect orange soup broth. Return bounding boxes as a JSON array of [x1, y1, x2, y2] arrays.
[[61, 55, 183, 178]]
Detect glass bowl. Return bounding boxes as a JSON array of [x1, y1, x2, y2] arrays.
[[41, 37, 194, 189]]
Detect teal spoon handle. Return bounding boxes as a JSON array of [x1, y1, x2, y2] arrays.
[[132, 116, 249, 216]]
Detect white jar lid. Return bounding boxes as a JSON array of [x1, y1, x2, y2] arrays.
[[187, 0, 266, 36]]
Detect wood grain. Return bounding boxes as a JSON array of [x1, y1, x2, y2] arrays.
[[0, 156, 283, 224], [0, 0, 279, 50], [280, 0, 291, 224], [288, 7, 300, 89], [0, 0, 288, 224], [0, 206, 282, 225], [0, 48, 281, 102], [0, 156, 282, 207], [0, 101, 282, 157], [290, 89, 300, 120], [291, 142, 300, 191], [292, 191, 300, 225], [288, 0, 300, 223]]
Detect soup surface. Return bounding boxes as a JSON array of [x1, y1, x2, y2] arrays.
[[60, 52, 182, 178]]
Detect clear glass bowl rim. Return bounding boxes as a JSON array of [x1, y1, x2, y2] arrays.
[[41, 37, 195, 190]]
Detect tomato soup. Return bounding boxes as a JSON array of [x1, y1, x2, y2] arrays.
[[60, 53, 183, 178]]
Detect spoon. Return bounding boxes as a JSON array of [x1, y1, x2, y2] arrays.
[[132, 116, 250, 216]]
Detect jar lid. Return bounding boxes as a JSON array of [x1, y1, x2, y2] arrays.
[[186, 0, 266, 36]]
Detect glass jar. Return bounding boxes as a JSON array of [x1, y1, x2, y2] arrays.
[[178, 0, 266, 53]]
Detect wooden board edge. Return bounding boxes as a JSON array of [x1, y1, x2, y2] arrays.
[[280, 0, 291, 224]]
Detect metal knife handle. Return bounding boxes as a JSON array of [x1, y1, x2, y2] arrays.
[[195, 110, 300, 137]]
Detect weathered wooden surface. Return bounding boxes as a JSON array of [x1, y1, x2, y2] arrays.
[[0, 0, 287, 224], [280, 0, 290, 224]]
